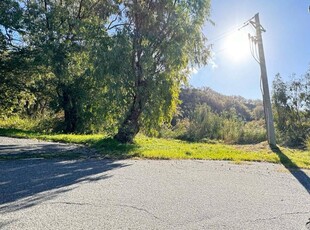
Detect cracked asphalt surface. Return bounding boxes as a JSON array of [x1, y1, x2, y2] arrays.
[[0, 137, 310, 229]]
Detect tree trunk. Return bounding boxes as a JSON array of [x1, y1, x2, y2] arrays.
[[114, 94, 142, 143], [114, 8, 145, 143], [62, 89, 78, 133]]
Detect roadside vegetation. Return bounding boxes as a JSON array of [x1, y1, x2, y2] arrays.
[[0, 126, 309, 169], [1, 1, 309, 168]]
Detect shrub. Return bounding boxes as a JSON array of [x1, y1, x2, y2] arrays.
[[159, 119, 190, 139], [220, 118, 243, 144], [166, 107, 267, 144], [0, 114, 65, 133], [240, 120, 266, 144], [0, 116, 39, 131], [185, 105, 221, 141]]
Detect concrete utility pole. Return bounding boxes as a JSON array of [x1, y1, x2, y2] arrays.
[[253, 13, 276, 146]]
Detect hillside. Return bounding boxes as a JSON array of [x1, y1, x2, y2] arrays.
[[178, 87, 264, 121]]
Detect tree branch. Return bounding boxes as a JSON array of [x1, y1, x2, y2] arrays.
[[44, 0, 50, 29], [107, 16, 118, 30], [77, 0, 83, 19], [107, 23, 130, 31]]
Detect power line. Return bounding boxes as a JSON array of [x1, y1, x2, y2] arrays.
[[207, 23, 244, 44], [207, 16, 255, 44], [211, 47, 229, 54], [207, 17, 256, 55]]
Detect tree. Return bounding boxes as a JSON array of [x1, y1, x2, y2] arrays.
[[113, 0, 211, 143], [15, 0, 119, 132], [0, 0, 31, 117], [0, 49, 51, 118], [272, 70, 310, 146], [0, 0, 24, 52]]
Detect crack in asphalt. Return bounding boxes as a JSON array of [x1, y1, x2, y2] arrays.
[[116, 203, 189, 228], [250, 211, 310, 223], [117, 204, 162, 221], [306, 218, 310, 229], [174, 214, 211, 228], [48, 201, 95, 207], [48, 201, 171, 226], [117, 204, 215, 228]]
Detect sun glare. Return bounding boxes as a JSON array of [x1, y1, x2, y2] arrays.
[[222, 31, 249, 62]]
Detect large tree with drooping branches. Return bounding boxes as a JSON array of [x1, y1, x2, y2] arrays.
[[113, 0, 212, 143]]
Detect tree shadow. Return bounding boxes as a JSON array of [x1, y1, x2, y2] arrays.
[[0, 132, 141, 160], [0, 144, 88, 160], [0, 159, 129, 212], [271, 146, 310, 194], [92, 138, 141, 159], [0, 133, 97, 160]]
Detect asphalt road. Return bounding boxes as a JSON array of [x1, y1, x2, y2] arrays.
[[0, 138, 310, 229], [0, 136, 97, 158]]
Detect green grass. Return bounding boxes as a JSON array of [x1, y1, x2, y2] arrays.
[[0, 128, 309, 169], [134, 137, 310, 169], [0, 128, 105, 144]]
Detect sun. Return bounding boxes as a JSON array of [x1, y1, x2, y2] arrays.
[[222, 31, 249, 62]]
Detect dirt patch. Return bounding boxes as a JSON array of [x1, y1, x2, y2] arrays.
[[233, 141, 274, 153]]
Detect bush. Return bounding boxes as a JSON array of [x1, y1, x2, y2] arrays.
[[0, 114, 65, 133], [35, 115, 65, 133], [240, 120, 266, 144], [165, 106, 267, 144], [185, 105, 221, 141], [220, 118, 243, 144], [0, 116, 39, 131], [159, 119, 190, 139], [275, 124, 310, 147]]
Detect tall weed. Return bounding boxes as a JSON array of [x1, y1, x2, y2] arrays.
[[0, 116, 39, 131]]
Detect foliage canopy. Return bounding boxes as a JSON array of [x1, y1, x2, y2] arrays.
[[0, 0, 212, 142]]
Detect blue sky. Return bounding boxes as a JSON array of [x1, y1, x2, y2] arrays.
[[190, 0, 310, 99]]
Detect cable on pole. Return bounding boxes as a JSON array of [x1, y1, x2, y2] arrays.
[[248, 34, 260, 64], [207, 24, 243, 43], [207, 15, 260, 58]]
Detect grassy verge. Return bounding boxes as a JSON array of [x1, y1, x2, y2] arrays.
[[0, 128, 105, 144], [0, 128, 309, 169]]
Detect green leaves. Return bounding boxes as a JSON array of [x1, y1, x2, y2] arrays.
[[272, 70, 310, 146], [1, 0, 212, 139], [112, 0, 212, 142]]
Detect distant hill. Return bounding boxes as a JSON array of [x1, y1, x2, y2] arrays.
[[178, 87, 264, 121]]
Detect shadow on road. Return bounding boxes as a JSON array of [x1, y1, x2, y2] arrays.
[[0, 142, 89, 160], [0, 134, 140, 160], [0, 159, 128, 212], [0, 143, 80, 153], [272, 146, 310, 194]]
